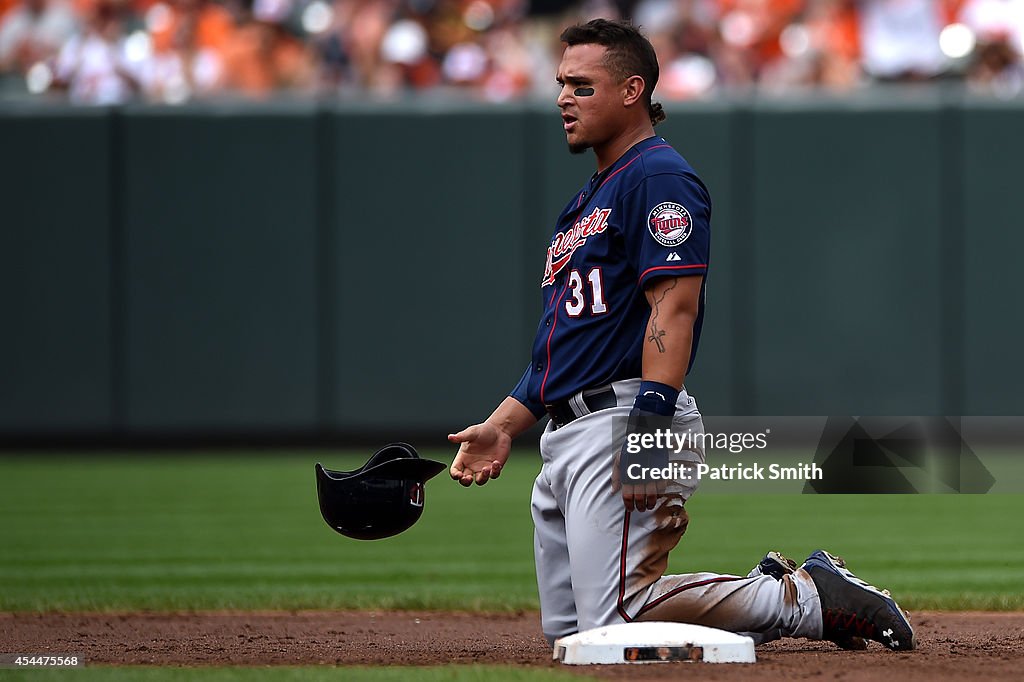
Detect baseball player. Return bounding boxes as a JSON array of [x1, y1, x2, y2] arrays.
[[449, 19, 914, 652]]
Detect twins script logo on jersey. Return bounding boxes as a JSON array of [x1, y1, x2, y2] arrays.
[[542, 207, 611, 286], [648, 202, 692, 247]]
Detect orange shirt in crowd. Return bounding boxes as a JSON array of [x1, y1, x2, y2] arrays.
[[149, 1, 234, 55], [221, 23, 313, 96], [819, 1, 860, 61], [716, 0, 804, 66]]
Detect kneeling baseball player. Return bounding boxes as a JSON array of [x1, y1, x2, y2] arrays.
[[448, 19, 915, 652]]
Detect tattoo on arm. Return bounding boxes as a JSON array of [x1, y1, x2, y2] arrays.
[[647, 280, 678, 354]]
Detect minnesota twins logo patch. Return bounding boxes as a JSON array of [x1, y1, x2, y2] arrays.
[[648, 202, 692, 247]]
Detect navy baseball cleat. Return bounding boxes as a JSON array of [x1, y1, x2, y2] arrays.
[[748, 551, 867, 650], [801, 550, 915, 651]]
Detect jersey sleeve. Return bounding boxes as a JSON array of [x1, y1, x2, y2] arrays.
[[509, 364, 546, 419], [621, 172, 711, 289]]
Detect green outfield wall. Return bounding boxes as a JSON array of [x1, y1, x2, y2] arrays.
[[1, 96, 1020, 442]]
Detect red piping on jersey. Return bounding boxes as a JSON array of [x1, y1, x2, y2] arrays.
[[638, 263, 706, 284], [635, 576, 746, 618], [539, 275, 571, 404], [540, 187, 589, 399], [597, 144, 671, 192], [617, 510, 633, 623]]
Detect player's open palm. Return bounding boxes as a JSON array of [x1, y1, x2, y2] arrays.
[[447, 423, 511, 487]]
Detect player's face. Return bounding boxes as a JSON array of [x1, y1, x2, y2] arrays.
[[556, 44, 628, 155]]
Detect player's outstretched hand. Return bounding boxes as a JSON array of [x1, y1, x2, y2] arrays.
[[448, 422, 512, 487]]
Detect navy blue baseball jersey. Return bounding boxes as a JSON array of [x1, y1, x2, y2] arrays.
[[510, 136, 711, 417]]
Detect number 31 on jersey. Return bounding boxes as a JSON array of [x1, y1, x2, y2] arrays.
[[565, 267, 607, 317]]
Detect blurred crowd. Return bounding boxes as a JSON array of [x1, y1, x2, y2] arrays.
[[1, 0, 1023, 104]]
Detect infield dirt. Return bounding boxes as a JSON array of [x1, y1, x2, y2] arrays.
[[3, 610, 1022, 680]]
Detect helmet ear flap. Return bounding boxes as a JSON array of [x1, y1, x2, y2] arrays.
[[315, 443, 446, 540]]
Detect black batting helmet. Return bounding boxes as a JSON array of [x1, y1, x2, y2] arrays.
[[315, 443, 446, 540]]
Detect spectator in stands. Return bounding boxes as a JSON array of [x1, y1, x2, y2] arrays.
[[635, 0, 720, 98], [959, 0, 1024, 95], [758, 0, 862, 92], [858, 0, 948, 81], [220, 0, 315, 96], [134, 0, 232, 101], [51, 0, 141, 104], [0, 0, 77, 74]]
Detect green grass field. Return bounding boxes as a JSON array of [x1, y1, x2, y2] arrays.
[[1, 451, 1021, 613]]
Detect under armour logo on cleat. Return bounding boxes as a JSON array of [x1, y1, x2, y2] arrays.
[[883, 628, 897, 646], [666, 252, 681, 262]]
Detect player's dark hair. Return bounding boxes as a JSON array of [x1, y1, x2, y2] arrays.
[[560, 19, 666, 125]]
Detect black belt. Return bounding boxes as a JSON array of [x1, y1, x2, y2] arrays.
[[545, 385, 618, 430]]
